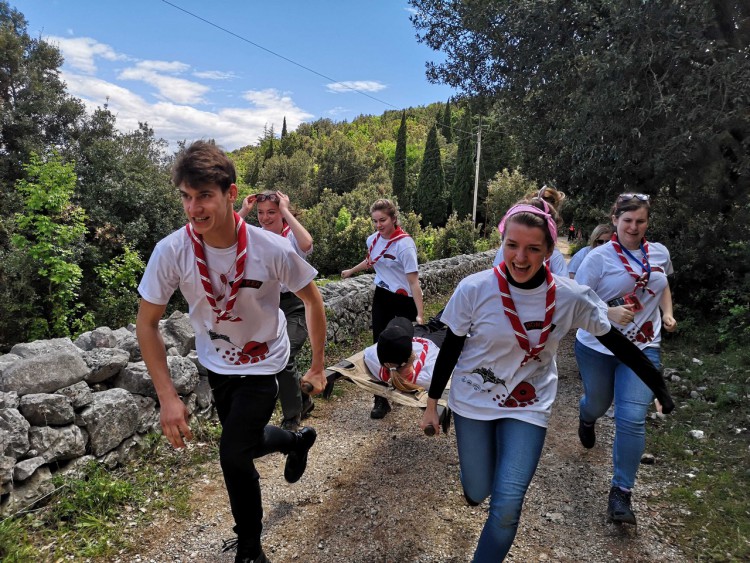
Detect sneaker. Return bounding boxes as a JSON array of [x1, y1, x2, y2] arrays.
[[607, 486, 637, 525], [221, 537, 271, 563], [370, 395, 391, 419], [284, 427, 317, 483], [280, 415, 300, 432], [300, 394, 315, 420], [578, 419, 596, 449]]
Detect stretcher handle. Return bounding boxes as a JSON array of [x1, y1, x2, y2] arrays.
[[424, 424, 436, 436]]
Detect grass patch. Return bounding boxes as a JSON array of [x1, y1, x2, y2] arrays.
[[646, 340, 750, 561]]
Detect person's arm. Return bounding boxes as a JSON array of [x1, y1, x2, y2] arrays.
[[294, 281, 327, 394], [341, 259, 369, 278], [595, 327, 674, 413], [660, 283, 677, 332], [420, 328, 467, 435], [277, 191, 313, 252], [237, 194, 255, 220], [406, 271, 424, 324], [136, 299, 193, 448]]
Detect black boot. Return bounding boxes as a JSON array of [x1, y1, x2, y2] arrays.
[[578, 419, 596, 449], [370, 395, 391, 419], [284, 427, 317, 483], [607, 486, 636, 525]]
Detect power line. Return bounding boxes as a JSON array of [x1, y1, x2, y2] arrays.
[[159, 0, 399, 109]]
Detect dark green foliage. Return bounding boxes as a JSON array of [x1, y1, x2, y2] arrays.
[[451, 113, 475, 219], [433, 213, 481, 259], [414, 125, 447, 226], [441, 100, 453, 143], [281, 116, 287, 138], [392, 111, 408, 208]]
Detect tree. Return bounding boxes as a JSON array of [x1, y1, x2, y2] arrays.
[[392, 111, 408, 208], [414, 124, 447, 226], [451, 113, 474, 218], [281, 117, 288, 138], [441, 99, 453, 143]]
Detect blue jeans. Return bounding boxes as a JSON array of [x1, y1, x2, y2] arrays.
[[575, 339, 661, 490], [454, 413, 547, 562]]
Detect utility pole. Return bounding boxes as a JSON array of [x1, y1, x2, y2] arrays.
[[472, 117, 482, 225]]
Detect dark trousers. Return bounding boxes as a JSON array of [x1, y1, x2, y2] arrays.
[[279, 292, 309, 420], [208, 371, 297, 553], [371, 285, 417, 342]]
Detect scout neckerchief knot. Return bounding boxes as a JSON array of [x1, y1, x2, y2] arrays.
[[186, 211, 247, 323], [281, 222, 291, 238], [365, 226, 410, 267], [610, 233, 655, 296], [495, 263, 556, 367]]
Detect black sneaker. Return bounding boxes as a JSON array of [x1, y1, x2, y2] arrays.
[[370, 395, 391, 419], [300, 393, 315, 420], [607, 486, 637, 525], [578, 419, 596, 449], [221, 538, 271, 563], [284, 427, 317, 483]]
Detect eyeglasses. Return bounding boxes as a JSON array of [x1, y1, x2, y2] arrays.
[[617, 193, 650, 203], [254, 193, 279, 203], [593, 238, 609, 246]]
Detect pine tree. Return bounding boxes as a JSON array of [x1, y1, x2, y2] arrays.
[[392, 111, 407, 208], [452, 113, 475, 219], [441, 100, 453, 143], [415, 124, 447, 226], [281, 117, 288, 138]]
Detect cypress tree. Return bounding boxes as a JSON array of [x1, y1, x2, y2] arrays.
[[452, 113, 475, 218], [415, 124, 447, 226], [441, 100, 453, 143], [281, 117, 287, 138], [392, 110, 407, 208]]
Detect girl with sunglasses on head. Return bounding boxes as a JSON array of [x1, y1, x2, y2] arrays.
[[574, 193, 677, 527], [567, 223, 615, 279], [492, 185, 569, 277], [341, 198, 424, 419], [239, 190, 315, 431], [419, 196, 673, 562]]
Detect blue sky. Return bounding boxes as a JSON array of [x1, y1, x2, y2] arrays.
[[13, 0, 456, 151]]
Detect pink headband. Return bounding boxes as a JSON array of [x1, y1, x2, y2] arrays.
[[497, 203, 558, 243]]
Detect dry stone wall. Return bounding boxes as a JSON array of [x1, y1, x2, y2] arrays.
[[0, 251, 493, 516]]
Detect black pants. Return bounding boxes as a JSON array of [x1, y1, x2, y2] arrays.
[[208, 371, 296, 553], [371, 285, 417, 342]]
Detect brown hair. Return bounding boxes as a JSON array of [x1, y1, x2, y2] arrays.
[[505, 197, 560, 251], [611, 193, 651, 218], [535, 185, 566, 212], [172, 140, 236, 193], [588, 224, 614, 247], [370, 198, 399, 226]]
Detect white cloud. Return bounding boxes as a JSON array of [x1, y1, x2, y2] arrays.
[[193, 70, 236, 80], [326, 106, 350, 117], [134, 60, 191, 73], [47, 35, 126, 74], [118, 67, 209, 105], [326, 80, 387, 94], [60, 71, 313, 151]]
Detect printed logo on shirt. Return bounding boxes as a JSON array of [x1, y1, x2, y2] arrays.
[[651, 266, 665, 273], [383, 253, 397, 260], [208, 330, 269, 365], [239, 279, 264, 289], [377, 280, 391, 290], [523, 321, 557, 332]]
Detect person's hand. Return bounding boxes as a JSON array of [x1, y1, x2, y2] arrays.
[[341, 269, 352, 279], [240, 194, 256, 217], [662, 314, 677, 332], [301, 367, 327, 395], [608, 304, 636, 326], [276, 191, 291, 213], [416, 315, 424, 325], [420, 404, 440, 436], [159, 395, 193, 449]]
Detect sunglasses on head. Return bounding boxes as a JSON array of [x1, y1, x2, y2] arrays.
[[617, 193, 650, 203], [255, 193, 279, 203]]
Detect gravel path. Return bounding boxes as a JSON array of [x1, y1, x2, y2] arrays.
[[120, 334, 687, 563]]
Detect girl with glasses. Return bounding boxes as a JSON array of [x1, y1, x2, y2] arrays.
[[567, 223, 615, 279], [574, 193, 677, 526], [419, 196, 673, 561], [239, 190, 316, 431]]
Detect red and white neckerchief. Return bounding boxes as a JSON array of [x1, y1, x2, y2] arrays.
[[366, 227, 410, 267], [186, 211, 247, 323], [379, 337, 430, 384], [281, 223, 291, 238], [494, 262, 556, 367], [610, 233, 655, 296]]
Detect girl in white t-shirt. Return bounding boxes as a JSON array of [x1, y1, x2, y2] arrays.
[[239, 190, 315, 431], [574, 193, 677, 527], [567, 223, 614, 279], [342, 199, 424, 419], [420, 197, 674, 562]]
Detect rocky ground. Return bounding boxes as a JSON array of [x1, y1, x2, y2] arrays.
[[118, 331, 687, 563]]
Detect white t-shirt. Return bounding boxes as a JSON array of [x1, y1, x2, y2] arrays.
[[567, 246, 592, 276], [442, 269, 610, 427], [363, 337, 439, 389], [493, 245, 569, 277], [575, 240, 673, 354], [279, 229, 312, 293], [366, 232, 419, 296], [138, 224, 318, 375]]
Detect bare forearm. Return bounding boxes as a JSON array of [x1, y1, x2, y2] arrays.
[[283, 211, 313, 252], [659, 284, 674, 317], [298, 284, 326, 371], [136, 324, 178, 400]]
